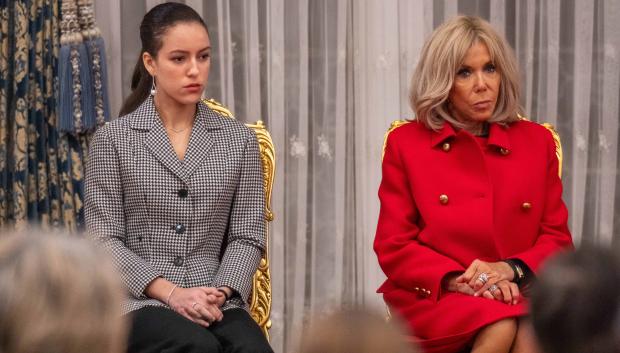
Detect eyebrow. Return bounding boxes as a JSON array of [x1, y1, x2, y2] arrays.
[[168, 46, 211, 55], [458, 61, 494, 69]]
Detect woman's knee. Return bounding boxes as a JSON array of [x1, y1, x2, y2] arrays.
[[472, 318, 518, 353], [221, 330, 273, 353], [242, 340, 273, 353], [210, 308, 274, 353], [128, 307, 223, 353], [512, 318, 540, 353], [488, 318, 518, 334], [181, 330, 223, 353]]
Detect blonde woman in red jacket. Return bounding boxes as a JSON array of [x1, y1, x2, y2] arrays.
[[375, 16, 573, 353]]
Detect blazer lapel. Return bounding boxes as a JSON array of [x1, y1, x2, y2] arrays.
[[182, 102, 224, 180], [131, 97, 188, 182]]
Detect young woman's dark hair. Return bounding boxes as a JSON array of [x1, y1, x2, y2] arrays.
[[118, 3, 209, 116]]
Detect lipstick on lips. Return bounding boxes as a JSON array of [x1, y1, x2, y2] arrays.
[[472, 100, 492, 110], [184, 83, 202, 92]]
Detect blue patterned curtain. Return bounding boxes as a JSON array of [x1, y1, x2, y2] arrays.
[[0, 0, 90, 232]]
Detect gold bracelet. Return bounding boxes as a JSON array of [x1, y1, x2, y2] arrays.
[[166, 284, 178, 306]]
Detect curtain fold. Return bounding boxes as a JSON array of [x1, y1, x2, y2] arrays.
[[0, 0, 97, 232], [94, 1, 620, 352]]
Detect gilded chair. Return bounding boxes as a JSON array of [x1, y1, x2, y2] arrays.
[[203, 98, 274, 340]]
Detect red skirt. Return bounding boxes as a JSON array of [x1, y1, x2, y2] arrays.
[[384, 285, 527, 353]]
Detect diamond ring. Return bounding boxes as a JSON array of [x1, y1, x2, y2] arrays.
[[478, 272, 490, 284]]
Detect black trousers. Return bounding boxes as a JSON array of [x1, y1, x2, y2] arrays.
[[127, 306, 274, 353]]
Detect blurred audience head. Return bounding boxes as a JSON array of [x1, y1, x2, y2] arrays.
[[531, 246, 620, 353], [410, 15, 521, 131], [0, 228, 126, 353], [298, 307, 419, 353]]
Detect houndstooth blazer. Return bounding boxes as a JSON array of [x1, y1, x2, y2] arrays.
[[84, 97, 266, 314]]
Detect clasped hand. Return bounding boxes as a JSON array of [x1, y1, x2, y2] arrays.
[[168, 287, 226, 327], [445, 259, 520, 305]]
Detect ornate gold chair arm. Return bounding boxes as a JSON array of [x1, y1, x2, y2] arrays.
[[246, 120, 274, 340]]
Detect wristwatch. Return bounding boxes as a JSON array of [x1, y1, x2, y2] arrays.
[[504, 259, 525, 285]]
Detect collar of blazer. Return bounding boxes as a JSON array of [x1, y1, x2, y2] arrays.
[[127, 96, 226, 183], [430, 120, 511, 152], [128, 96, 225, 132]]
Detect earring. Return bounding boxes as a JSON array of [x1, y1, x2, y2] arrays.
[[150, 77, 157, 95]]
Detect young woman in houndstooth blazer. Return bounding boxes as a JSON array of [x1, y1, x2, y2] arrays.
[[84, 3, 273, 353]]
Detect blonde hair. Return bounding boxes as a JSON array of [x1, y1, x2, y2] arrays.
[[0, 229, 126, 353], [410, 15, 522, 131], [298, 308, 419, 353]]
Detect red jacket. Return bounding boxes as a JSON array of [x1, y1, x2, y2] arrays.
[[375, 120, 573, 352]]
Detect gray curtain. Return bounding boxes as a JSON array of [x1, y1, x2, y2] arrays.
[[95, 0, 620, 351]]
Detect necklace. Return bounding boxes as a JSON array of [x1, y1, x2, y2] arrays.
[[166, 125, 190, 133], [154, 102, 196, 134]]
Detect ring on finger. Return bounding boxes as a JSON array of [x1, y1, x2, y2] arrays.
[[478, 272, 490, 284], [488, 284, 499, 293], [192, 302, 199, 310]]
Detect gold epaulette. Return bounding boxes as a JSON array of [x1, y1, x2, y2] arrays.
[[382, 120, 412, 161]]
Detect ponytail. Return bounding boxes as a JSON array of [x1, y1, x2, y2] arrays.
[[118, 53, 151, 116]]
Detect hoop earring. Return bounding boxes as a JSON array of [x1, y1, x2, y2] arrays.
[[150, 77, 157, 96]]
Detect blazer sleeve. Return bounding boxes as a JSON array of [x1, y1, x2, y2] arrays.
[[509, 129, 574, 272], [84, 124, 161, 299], [374, 132, 465, 302], [211, 129, 266, 302]]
